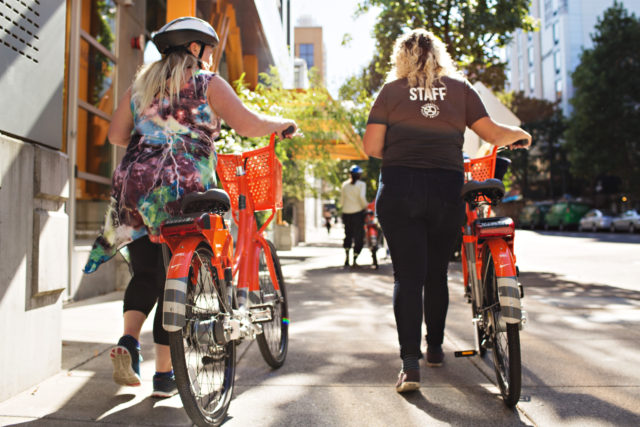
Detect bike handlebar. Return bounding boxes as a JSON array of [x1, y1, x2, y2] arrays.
[[281, 125, 295, 139]]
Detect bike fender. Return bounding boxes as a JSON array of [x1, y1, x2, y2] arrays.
[[486, 239, 521, 324], [163, 236, 202, 332]]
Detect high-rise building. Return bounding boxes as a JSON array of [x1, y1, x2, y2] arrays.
[[504, 0, 640, 115]]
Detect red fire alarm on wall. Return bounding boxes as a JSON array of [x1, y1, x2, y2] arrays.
[[131, 34, 145, 50]]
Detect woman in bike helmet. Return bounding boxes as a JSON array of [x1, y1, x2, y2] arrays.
[[83, 16, 297, 398], [340, 164, 368, 267], [363, 29, 530, 393]]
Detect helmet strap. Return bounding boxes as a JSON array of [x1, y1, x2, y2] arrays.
[[196, 42, 206, 69]]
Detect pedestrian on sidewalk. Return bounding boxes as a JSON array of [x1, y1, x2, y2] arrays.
[[363, 28, 531, 393], [82, 17, 296, 398], [323, 206, 333, 234], [340, 165, 368, 267]]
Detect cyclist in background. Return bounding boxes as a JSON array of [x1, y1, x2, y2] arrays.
[[82, 17, 296, 398], [363, 28, 530, 393], [340, 165, 368, 267]]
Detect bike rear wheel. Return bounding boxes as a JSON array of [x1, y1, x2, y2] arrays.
[[483, 251, 521, 407], [256, 240, 289, 368], [169, 243, 236, 427]]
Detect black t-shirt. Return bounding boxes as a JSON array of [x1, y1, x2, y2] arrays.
[[367, 76, 488, 172]]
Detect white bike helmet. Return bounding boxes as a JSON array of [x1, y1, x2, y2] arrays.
[[152, 17, 219, 55]]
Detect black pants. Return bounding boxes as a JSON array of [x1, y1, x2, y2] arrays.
[[376, 167, 464, 359], [342, 210, 365, 254], [123, 235, 168, 345]]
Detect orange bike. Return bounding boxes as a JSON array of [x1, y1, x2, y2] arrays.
[[455, 146, 526, 407], [153, 130, 292, 426]]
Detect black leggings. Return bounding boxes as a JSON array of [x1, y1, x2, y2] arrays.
[[376, 167, 464, 359], [123, 236, 168, 345], [342, 210, 365, 254]]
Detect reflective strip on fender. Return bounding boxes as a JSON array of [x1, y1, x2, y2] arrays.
[[497, 276, 521, 324], [163, 278, 187, 332]]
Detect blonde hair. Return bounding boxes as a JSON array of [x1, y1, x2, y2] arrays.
[[388, 29, 460, 89], [131, 49, 199, 113]]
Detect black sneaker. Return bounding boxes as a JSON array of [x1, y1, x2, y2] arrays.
[[426, 346, 444, 367], [151, 373, 178, 398], [395, 369, 420, 393], [110, 335, 142, 386]]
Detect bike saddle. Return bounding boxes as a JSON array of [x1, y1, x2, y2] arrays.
[[461, 179, 505, 203], [181, 189, 231, 214]]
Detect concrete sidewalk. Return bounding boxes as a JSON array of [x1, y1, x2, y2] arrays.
[[1, 226, 638, 426]]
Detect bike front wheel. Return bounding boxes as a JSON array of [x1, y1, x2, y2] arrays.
[[169, 243, 236, 427], [483, 251, 521, 407], [256, 240, 289, 368]]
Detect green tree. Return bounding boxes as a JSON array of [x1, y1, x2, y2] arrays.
[[565, 1, 640, 199], [355, 0, 536, 92], [216, 69, 361, 207], [500, 92, 567, 199]]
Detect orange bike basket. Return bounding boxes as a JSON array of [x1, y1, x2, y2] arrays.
[[216, 135, 283, 212]]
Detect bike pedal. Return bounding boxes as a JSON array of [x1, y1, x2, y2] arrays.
[[454, 350, 477, 357], [249, 304, 273, 323]]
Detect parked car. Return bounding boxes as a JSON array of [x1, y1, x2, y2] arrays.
[[543, 201, 591, 231], [610, 210, 640, 233], [578, 209, 614, 232], [518, 201, 553, 229]]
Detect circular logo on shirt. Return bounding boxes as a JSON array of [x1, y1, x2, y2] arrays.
[[421, 103, 439, 118]]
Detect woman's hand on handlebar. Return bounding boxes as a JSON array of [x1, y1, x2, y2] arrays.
[[278, 121, 298, 139], [508, 130, 532, 150]]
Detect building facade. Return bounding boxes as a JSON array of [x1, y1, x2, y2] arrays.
[[294, 25, 325, 85], [0, 0, 293, 402], [504, 0, 640, 115]]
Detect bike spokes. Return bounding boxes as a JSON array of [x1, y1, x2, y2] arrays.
[[256, 241, 289, 368], [169, 244, 236, 426]]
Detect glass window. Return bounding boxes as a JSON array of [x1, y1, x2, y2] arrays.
[[528, 46, 535, 67], [299, 43, 314, 68], [85, 0, 116, 53], [552, 21, 560, 45], [529, 70, 535, 92], [555, 78, 563, 100], [79, 40, 115, 114], [76, 0, 117, 203], [553, 50, 561, 74]]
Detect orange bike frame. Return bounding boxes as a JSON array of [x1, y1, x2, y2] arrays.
[[232, 151, 280, 296], [153, 134, 282, 332], [461, 148, 517, 288]]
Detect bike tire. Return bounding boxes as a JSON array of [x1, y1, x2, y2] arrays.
[[483, 251, 522, 407], [256, 240, 289, 368], [168, 243, 236, 427]]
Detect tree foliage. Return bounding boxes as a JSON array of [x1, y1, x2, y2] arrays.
[[355, 0, 536, 93], [500, 91, 568, 199], [565, 1, 640, 199], [215, 69, 359, 204]]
